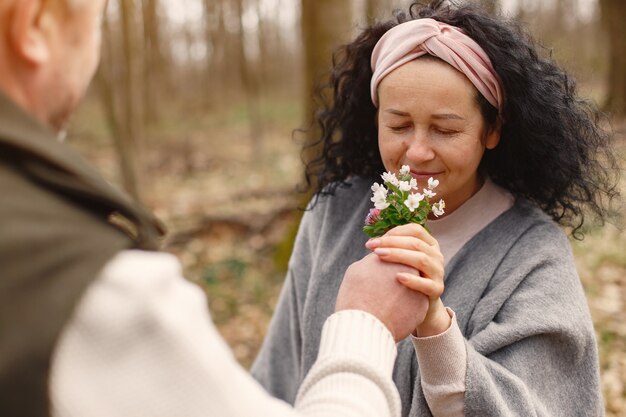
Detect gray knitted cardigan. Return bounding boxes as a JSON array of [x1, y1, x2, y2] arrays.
[[252, 177, 604, 417]]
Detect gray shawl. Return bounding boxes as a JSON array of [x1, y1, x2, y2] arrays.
[[251, 177, 604, 416]]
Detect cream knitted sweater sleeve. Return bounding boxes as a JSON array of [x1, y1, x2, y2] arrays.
[[50, 250, 401, 417]]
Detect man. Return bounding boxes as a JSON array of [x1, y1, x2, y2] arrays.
[[0, 1, 428, 416]]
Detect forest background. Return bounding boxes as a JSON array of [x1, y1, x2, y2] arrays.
[[67, 0, 625, 414]]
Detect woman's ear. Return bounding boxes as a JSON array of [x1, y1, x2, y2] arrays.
[[485, 117, 502, 150], [9, 0, 51, 65]]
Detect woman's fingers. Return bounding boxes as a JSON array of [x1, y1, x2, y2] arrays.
[[366, 235, 442, 260], [367, 225, 445, 297], [396, 273, 444, 299], [373, 247, 443, 280], [382, 223, 439, 247]]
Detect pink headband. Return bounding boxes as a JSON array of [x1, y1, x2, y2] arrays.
[[370, 18, 503, 112]]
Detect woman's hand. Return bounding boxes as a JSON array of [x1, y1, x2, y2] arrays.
[[365, 223, 451, 337]]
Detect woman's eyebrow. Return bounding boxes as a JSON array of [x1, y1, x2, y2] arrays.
[[384, 109, 466, 121], [432, 113, 465, 120], [384, 108, 410, 116]]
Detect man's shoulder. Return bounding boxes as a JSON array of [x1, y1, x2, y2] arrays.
[[0, 160, 66, 215], [0, 159, 131, 263]]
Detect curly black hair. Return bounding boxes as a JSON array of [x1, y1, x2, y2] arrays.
[[301, 0, 620, 237]]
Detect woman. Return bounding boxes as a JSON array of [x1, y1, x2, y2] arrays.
[[252, 1, 619, 416]]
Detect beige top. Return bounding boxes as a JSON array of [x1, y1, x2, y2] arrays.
[[429, 178, 515, 267]]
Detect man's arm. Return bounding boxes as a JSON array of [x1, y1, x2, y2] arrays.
[[50, 250, 403, 417]]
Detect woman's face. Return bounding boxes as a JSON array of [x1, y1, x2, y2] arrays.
[[377, 58, 500, 215]]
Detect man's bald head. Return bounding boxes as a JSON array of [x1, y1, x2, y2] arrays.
[[0, 0, 107, 131], [65, 0, 89, 10]]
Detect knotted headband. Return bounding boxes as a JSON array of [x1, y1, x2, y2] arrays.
[[370, 18, 503, 112]]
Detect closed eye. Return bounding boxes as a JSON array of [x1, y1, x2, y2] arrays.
[[388, 125, 411, 133], [433, 127, 460, 136]]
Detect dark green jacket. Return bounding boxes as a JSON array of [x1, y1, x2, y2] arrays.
[[0, 92, 163, 417]]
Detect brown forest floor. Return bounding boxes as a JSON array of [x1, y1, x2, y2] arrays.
[[69, 98, 626, 416]]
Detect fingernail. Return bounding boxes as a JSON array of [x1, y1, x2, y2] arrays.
[[397, 273, 408, 282], [374, 248, 390, 256], [366, 238, 381, 249]]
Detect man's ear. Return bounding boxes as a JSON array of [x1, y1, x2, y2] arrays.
[[9, 0, 51, 65]]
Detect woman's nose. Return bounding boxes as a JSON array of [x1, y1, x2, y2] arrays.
[[405, 132, 435, 163]]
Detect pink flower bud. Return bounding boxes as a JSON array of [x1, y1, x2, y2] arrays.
[[365, 208, 381, 225]]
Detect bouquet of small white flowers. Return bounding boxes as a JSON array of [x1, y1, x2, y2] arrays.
[[363, 165, 445, 238]]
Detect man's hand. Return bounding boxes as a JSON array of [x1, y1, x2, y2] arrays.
[[336, 253, 429, 342]]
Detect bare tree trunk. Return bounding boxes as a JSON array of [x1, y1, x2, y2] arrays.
[[142, 0, 166, 125], [99, 8, 140, 200], [233, 0, 264, 158], [256, 0, 270, 89], [301, 0, 353, 145], [277, 0, 354, 270], [599, 0, 626, 117], [120, 0, 144, 201], [366, 0, 393, 23], [549, 0, 575, 34], [203, 0, 226, 107]]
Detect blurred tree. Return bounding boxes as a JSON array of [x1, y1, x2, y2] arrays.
[[255, 0, 270, 88], [301, 0, 353, 144], [599, 0, 626, 117], [273, 0, 354, 273], [142, 0, 168, 125], [120, 0, 144, 200], [203, 0, 226, 106], [366, 0, 393, 23], [98, 7, 140, 201], [234, 0, 265, 155]]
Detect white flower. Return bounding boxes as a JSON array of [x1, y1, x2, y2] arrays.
[[423, 188, 436, 198], [381, 171, 399, 186], [371, 187, 390, 210], [400, 165, 411, 176], [398, 180, 412, 192], [432, 199, 446, 217], [409, 178, 418, 190], [404, 193, 424, 212], [428, 177, 439, 189], [371, 182, 383, 193], [371, 186, 388, 201], [373, 198, 390, 210]]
